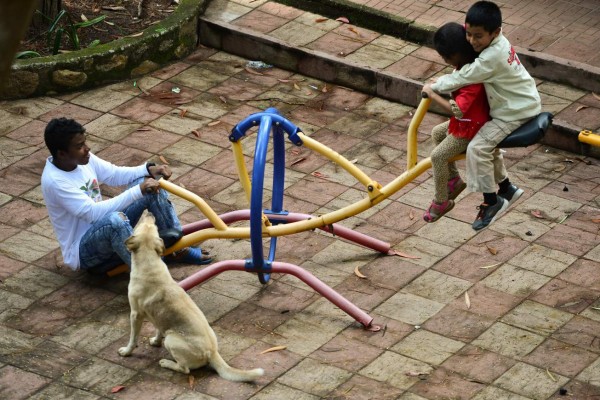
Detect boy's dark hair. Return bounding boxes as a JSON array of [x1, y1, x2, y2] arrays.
[[433, 22, 478, 63], [44, 117, 86, 158], [466, 1, 502, 33]]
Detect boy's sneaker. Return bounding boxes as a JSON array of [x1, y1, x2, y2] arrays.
[[497, 183, 523, 207], [447, 176, 466, 200], [472, 197, 509, 231]]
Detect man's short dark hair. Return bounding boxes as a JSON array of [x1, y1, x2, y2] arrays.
[[466, 1, 502, 33], [434, 22, 478, 63], [44, 117, 86, 158]]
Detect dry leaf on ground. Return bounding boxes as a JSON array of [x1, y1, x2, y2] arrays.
[[315, 17, 328, 22], [159, 155, 169, 164], [208, 120, 221, 127], [244, 67, 263, 76], [593, 92, 600, 101], [260, 345, 286, 354], [111, 386, 126, 393], [354, 266, 367, 279], [531, 210, 545, 219], [486, 245, 498, 255], [388, 250, 420, 259], [465, 292, 471, 309], [336, 16, 350, 23], [191, 129, 200, 138], [576, 105, 588, 112], [188, 375, 195, 389]]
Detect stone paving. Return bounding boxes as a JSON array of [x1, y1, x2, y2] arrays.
[[1, 0, 600, 399]]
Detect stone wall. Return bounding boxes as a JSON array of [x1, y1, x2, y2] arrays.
[[0, 0, 207, 100]]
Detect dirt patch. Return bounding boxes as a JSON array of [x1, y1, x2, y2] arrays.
[[20, 0, 178, 57]]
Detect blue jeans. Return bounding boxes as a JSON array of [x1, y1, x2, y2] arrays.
[[79, 179, 181, 274]]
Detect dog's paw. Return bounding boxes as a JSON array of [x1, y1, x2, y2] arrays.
[[149, 337, 162, 347], [118, 347, 133, 357]]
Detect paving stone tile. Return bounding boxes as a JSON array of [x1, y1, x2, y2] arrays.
[[494, 362, 569, 399], [442, 344, 516, 384], [578, 356, 600, 389], [188, 287, 242, 324], [151, 61, 192, 80], [60, 356, 137, 395], [309, 237, 377, 275], [2, 265, 69, 300], [375, 292, 445, 326], [174, 166, 236, 200], [0, 198, 48, 229], [250, 382, 319, 400], [402, 269, 472, 304], [1, 96, 64, 119], [262, 315, 339, 356], [39, 102, 102, 124], [344, 43, 406, 69], [97, 334, 163, 371], [547, 380, 600, 400], [423, 305, 495, 342], [278, 358, 351, 396], [384, 55, 445, 81], [471, 386, 530, 400], [0, 137, 38, 170], [432, 249, 505, 283], [28, 382, 102, 400], [333, 273, 396, 311], [415, 217, 477, 248], [502, 300, 573, 337], [559, 258, 600, 292], [71, 87, 134, 112], [214, 303, 290, 340], [508, 244, 577, 277], [50, 320, 127, 354], [392, 235, 455, 269], [0, 325, 44, 357], [0, 253, 27, 281], [116, 372, 189, 399], [0, 231, 58, 263], [5, 303, 75, 336], [472, 322, 546, 358], [111, 97, 173, 124], [524, 338, 598, 378], [359, 350, 433, 390], [326, 113, 387, 140], [2, 339, 89, 379], [170, 65, 232, 92], [355, 255, 427, 292], [481, 264, 552, 297], [410, 366, 486, 400], [536, 223, 599, 257], [311, 333, 383, 372], [0, 109, 32, 136], [341, 313, 413, 350], [0, 365, 51, 400], [552, 316, 600, 354], [325, 374, 403, 399], [530, 277, 600, 314], [39, 280, 118, 318], [85, 113, 143, 143], [22, 186, 46, 207], [515, 191, 581, 225], [204, 0, 253, 22], [0, 289, 34, 322], [392, 329, 464, 365], [489, 210, 552, 242], [6, 119, 47, 147], [118, 126, 183, 155]]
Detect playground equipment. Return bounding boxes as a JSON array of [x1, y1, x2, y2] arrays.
[[109, 95, 553, 331], [579, 129, 600, 147]]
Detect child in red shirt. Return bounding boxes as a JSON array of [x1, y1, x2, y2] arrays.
[[422, 22, 491, 222]]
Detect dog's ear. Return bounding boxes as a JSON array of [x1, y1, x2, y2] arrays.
[[125, 235, 139, 252], [154, 237, 165, 256]]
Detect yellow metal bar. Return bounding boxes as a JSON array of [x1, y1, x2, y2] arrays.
[[407, 97, 431, 170], [232, 141, 252, 203], [158, 179, 228, 231], [579, 130, 600, 147], [299, 132, 383, 199]]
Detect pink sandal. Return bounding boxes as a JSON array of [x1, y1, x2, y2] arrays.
[[447, 176, 466, 200], [423, 199, 455, 223]]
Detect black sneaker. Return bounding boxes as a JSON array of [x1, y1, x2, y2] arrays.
[[498, 183, 523, 207], [472, 197, 509, 231]]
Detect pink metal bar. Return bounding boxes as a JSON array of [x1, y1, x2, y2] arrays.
[[182, 210, 390, 254], [178, 259, 375, 329]]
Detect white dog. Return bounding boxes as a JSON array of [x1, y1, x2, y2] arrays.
[[118, 211, 264, 381]]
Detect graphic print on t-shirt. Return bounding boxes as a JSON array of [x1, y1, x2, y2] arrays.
[[80, 178, 101, 202]]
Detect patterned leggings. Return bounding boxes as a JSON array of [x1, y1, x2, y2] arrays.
[[431, 121, 470, 202]]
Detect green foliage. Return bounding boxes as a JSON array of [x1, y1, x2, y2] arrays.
[[16, 51, 41, 59], [37, 9, 106, 54]]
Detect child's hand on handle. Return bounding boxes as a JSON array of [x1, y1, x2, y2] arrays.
[[140, 178, 160, 195], [422, 84, 434, 99], [147, 164, 172, 180]]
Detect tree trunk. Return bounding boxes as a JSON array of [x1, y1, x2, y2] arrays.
[[0, 0, 37, 88], [32, 0, 62, 28]]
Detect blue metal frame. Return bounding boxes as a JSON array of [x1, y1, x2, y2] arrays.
[[232, 108, 302, 284]]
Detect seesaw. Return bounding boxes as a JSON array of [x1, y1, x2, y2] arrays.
[[109, 95, 553, 331]]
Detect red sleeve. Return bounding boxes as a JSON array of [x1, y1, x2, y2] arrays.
[[453, 84, 486, 115]]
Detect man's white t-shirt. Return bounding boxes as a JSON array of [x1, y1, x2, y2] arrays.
[[41, 153, 146, 270]]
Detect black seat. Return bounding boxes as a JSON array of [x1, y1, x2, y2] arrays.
[[497, 112, 553, 148], [158, 228, 183, 248]]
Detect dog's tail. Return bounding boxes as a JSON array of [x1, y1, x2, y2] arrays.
[[209, 351, 264, 382]]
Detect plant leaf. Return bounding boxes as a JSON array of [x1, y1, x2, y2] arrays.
[[111, 386, 126, 393], [219, 96, 227, 103], [486, 245, 498, 255], [479, 262, 501, 269], [159, 155, 169, 165], [546, 368, 557, 382], [465, 292, 471, 309], [244, 66, 263, 76], [336, 16, 350, 23], [293, 83, 300, 90], [388, 250, 420, 259], [354, 266, 367, 279], [409, 209, 415, 220], [592, 218, 600, 223], [207, 120, 221, 127], [260, 345, 286, 354], [315, 17, 328, 22], [191, 130, 200, 138], [576, 105, 588, 112]]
